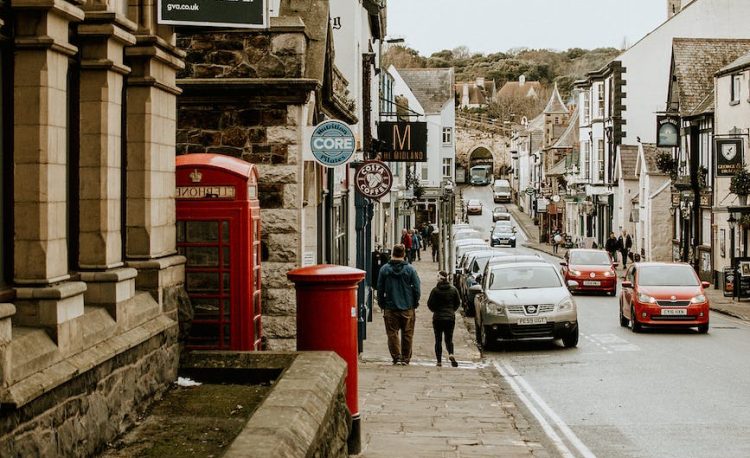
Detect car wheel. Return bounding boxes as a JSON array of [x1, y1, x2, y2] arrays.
[[481, 326, 495, 351], [630, 305, 642, 333], [697, 323, 709, 334], [562, 325, 579, 348], [619, 302, 629, 327]]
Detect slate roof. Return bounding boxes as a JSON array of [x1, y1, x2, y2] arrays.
[[546, 158, 568, 176], [641, 143, 671, 175], [398, 68, 455, 114], [690, 92, 714, 116], [543, 83, 568, 114], [718, 50, 750, 76], [619, 145, 639, 179], [551, 106, 579, 149], [671, 38, 750, 116], [455, 80, 496, 106], [498, 80, 541, 99]]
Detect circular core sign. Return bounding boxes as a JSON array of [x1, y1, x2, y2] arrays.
[[355, 161, 393, 200], [310, 120, 356, 167]]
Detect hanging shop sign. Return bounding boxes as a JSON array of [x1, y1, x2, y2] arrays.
[[309, 120, 357, 168], [656, 115, 680, 147], [377, 122, 428, 162], [715, 138, 744, 176], [354, 161, 393, 200], [158, 0, 268, 29]]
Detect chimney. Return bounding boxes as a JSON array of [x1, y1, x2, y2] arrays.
[[667, 0, 681, 18], [476, 76, 485, 88], [519, 74, 526, 86]]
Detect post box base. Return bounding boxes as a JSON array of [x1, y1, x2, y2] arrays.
[[347, 415, 361, 455]]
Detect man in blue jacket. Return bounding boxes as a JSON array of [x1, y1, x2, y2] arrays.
[[377, 244, 421, 365]]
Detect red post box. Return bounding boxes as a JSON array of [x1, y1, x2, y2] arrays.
[[176, 154, 262, 351], [286, 264, 365, 454]]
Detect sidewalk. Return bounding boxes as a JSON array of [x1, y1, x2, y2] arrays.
[[509, 204, 750, 323], [356, 255, 548, 457]]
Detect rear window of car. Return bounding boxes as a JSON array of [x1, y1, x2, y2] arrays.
[[569, 251, 611, 265], [638, 265, 699, 286], [489, 265, 561, 290], [494, 206, 508, 212]]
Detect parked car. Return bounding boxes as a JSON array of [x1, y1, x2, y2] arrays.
[[490, 222, 517, 247], [619, 262, 710, 333], [473, 260, 579, 350], [492, 206, 511, 222], [560, 249, 617, 295], [466, 199, 483, 215], [457, 249, 508, 316], [453, 229, 483, 241], [455, 242, 489, 269]]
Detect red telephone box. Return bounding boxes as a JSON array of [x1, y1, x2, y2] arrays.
[[176, 154, 262, 351]]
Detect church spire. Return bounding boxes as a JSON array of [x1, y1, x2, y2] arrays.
[[543, 82, 568, 115]]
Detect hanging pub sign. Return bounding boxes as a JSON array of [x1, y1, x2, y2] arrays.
[[656, 115, 680, 147], [715, 138, 744, 176], [158, 0, 268, 29], [354, 161, 393, 200], [377, 122, 428, 162]]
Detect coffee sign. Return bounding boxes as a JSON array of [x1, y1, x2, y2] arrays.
[[355, 161, 393, 199]]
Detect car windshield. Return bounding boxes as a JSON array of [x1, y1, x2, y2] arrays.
[[468, 200, 481, 206], [454, 231, 481, 240], [569, 251, 611, 265], [638, 265, 700, 286], [494, 206, 508, 213], [489, 265, 561, 290]]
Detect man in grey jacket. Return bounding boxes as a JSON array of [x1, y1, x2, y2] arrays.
[[377, 244, 421, 365]]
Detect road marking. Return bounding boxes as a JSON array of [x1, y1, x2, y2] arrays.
[[493, 360, 597, 458], [587, 333, 640, 352]]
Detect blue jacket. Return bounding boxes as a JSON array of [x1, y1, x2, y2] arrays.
[[377, 260, 421, 310], [412, 233, 421, 250]]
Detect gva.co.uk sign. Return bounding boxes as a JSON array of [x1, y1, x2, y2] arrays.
[[158, 0, 268, 29], [310, 120, 356, 168]]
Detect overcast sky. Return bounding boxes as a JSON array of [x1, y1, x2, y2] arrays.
[[386, 0, 667, 55]]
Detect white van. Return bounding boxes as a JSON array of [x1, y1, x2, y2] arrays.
[[492, 179, 511, 203]]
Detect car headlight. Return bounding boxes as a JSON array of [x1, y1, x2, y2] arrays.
[[604, 271, 614, 277], [570, 270, 581, 277], [690, 294, 706, 304], [637, 292, 657, 304], [488, 301, 506, 315], [510, 236, 516, 240], [558, 297, 575, 312]]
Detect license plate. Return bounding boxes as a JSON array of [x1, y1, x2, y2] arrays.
[[583, 280, 601, 286], [518, 317, 547, 325], [661, 308, 687, 316]]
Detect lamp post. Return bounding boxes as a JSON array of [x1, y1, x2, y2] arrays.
[[729, 213, 737, 299]]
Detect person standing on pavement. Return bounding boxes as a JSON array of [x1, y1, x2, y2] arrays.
[[618, 230, 633, 268], [412, 228, 422, 261], [377, 244, 421, 365], [430, 230, 440, 262], [553, 231, 563, 254], [427, 270, 461, 367], [401, 229, 413, 263], [605, 232, 620, 264]]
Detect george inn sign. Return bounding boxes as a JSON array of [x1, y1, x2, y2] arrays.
[[377, 121, 428, 162]]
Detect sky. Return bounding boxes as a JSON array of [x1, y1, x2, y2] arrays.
[[386, 0, 668, 56]]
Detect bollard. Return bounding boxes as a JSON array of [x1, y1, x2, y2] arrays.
[[287, 264, 366, 455]]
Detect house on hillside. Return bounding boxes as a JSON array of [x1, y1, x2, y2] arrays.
[[498, 75, 541, 100], [456, 77, 496, 109]]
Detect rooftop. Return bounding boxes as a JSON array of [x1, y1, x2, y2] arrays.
[[398, 68, 455, 114]]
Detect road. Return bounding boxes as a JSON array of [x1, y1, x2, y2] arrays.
[[459, 184, 750, 458]]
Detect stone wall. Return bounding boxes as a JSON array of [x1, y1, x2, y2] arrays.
[[0, 325, 178, 457], [177, 30, 311, 350]]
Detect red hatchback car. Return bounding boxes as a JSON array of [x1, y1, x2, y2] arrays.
[[619, 262, 710, 333], [560, 249, 617, 295]]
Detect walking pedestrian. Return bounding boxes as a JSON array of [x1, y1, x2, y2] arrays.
[[430, 231, 440, 262], [412, 228, 422, 261], [401, 229, 413, 263], [618, 230, 633, 268], [377, 244, 421, 365], [605, 232, 620, 264], [553, 231, 563, 254], [427, 270, 461, 367]]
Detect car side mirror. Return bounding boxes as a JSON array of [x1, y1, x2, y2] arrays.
[[701, 281, 711, 289], [621, 281, 633, 289], [566, 280, 579, 290], [560, 261, 568, 267], [469, 285, 482, 293]]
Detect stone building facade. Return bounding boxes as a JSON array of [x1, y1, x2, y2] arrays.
[[0, 0, 185, 454], [176, 0, 360, 350]]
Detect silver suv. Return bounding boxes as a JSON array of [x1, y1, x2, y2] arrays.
[[472, 260, 579, 350]]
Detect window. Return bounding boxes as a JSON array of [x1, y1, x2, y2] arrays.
[[583, 91, 591, 124], [442, 158, 452, 178], [597, 140, 605, 181], [442, 127, 452, 144], [731, 74, 742, 103], [421, 164, 428, 181], [582, 141, 591, 180], [702, 210, 711, 246], [596, 83, 605, 118]]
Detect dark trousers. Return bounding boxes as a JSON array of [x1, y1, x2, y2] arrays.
[[411, 248, 420, 261], [433, 319, 455, 362], [621, 249, 629, 267], [432, 245, 439, 262], [383, 308, 416, 363]]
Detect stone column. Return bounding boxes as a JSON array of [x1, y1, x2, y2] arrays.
[[77, 12, 140, 311], [12, 0, 87, 353], [125, 33, 186, 313]]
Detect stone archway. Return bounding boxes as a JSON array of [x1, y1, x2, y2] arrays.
[[469, 147, 494, 171]]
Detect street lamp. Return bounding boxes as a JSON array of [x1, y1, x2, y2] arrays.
[[729, 213, 737, 299]]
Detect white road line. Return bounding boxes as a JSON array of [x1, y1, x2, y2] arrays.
[[494, 360, 597, 458], [492, 361, 576, 458]]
